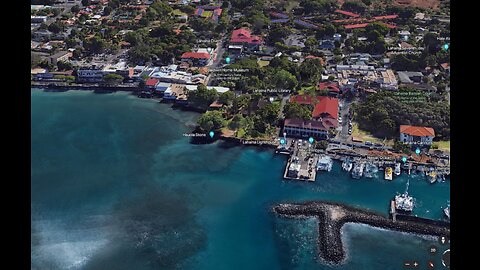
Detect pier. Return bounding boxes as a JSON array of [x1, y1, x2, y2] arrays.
[[273, 201, 450, 264], [283, 139, 318, 181]]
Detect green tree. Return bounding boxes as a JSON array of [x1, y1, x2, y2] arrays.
[[256, 102, 280, 125], [298, 58, 323, 84], [219, 91, 235, 106], [102, 73, 124, 86], [229, 114, 245, 130], [71, 5, 80, 13], [272, 70, 298, 90], [48, 22, 64, 34], [283, 103, 312, 120], [188, 85, 218, 110], [197, 111, 226, 131]]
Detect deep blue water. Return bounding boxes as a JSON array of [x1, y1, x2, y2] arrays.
[[31, 90, 450, 270]]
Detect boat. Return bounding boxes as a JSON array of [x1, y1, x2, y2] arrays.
[[426, 168, 437, 183], [351, 161, 365, 179], [342, 157, 353, 172], [364, 162, 378, 178], [443, 205, 450, 219], [384, 167, 393, 181], [394, 163, 401, 176], [394, 179, 415, 213], [317, 154, 333, 172]]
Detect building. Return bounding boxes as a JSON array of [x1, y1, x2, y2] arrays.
[[180, 52, 211, 67], [48, 51, 72, 65], [194, 6, 222, 22], [145, 78, 160, 89], [290, 95, 339, 127], [76, 69, 111, 83], [230, 28, 263, 50], [318, 81, 340, 96], [319, 40, 335, 50], [397, 71, 423, 84], [31, 16, 48, 24], [283, 118, 334, 139], [400, 125, 435, 146]]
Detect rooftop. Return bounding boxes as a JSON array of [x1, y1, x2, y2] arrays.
[[400, 125, 435, 137]]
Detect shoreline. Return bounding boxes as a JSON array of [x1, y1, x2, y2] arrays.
[[272, 201, 449, 264]]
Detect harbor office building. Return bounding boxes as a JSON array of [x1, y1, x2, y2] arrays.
[[284, 118, 335, 139], [399, 125, 435, 146]]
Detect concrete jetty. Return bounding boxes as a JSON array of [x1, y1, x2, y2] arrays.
[[273, 201, 450, 264]]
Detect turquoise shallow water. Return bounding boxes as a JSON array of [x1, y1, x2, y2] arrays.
[[31, 90, 450, 270]]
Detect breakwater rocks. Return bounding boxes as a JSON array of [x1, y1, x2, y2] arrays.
[[273, 201, 450, 264]]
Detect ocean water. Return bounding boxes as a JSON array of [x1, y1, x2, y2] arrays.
[[31, 90, 450, 270]]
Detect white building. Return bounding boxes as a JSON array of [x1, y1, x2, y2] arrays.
[[400, 125, 435, 145]]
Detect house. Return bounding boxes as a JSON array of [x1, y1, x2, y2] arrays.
[[163, 84, 186, 100], [397, 71, 423, 84], [181, 52, 211, 67], [319, 40, 335, 50], [31, 16, 48, 24], [154, 82, 171, 93], [194, 6, 222, 22], [440, 63, 450, 75], [48, 51, 72, 65], [318, 81, 340, 96], [283, 118, 335, 139], [399, 125, 435, 146], [230, 28, 263, 50], [145, 78, 160, 89]]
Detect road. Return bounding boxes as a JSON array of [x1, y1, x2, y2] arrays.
[[205, 38, 226, 85]]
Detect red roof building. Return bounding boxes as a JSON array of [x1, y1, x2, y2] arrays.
[[181, 52, 211, 59], [305, 55, 326, 66], [318, 81, 340, 95], [334, 9, 360, 18], [145, 78, 159, 88], [400, 125, 435, 137], [290, 95, 339, 125], [230, 28, 263, 46]]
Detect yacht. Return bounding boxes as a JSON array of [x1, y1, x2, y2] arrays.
[[394, 179, 415, 213], [351, 161, 365, 179], [444, 205, 450, 219], [317, 154, 333, 172], [384, 167, 393, 181], [342, 157, 353, 172], [364, 162, 378, 178], [394, 163, 401, 176], [426, 168, 437, 184]]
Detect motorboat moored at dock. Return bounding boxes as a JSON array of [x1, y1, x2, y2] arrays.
[[384, 167, 393, 181], [317, 154, 333, 172], [351, 161, 365, 179], [364, 162, 378, 178], [394, 163, 401, 176], [394, 178, 415, 213], [342, 157, 353, 172]]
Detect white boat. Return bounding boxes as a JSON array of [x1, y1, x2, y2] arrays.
[[426, 168, 437, 184], [342, 157, 353, 172], [394, 163, 401, 176], [351, 161, 364, 179], [395, 179, 415, 212], [317, 154, 333, 172], [364, 162, 378, 178], [444, 205, 450, 219], [384, 167, 393, 181]]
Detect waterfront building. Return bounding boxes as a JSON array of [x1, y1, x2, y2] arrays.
[[399, 125, 435, 146], [283, 118, 332, 139]]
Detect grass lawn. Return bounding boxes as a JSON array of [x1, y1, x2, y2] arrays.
[[201, 11, 213, 18], [257, 60, 270, 67], [172, 9, 187, 16], [434, 141, 450, 152], [351, 122, 394, 146]]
